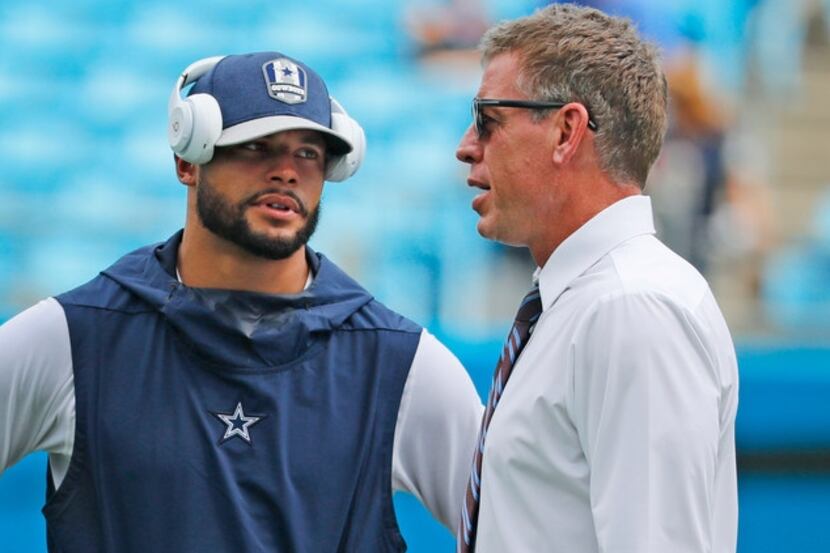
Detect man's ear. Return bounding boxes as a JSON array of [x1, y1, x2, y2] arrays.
[[551, 103, 591, 166], [175, 155, 198, 187]]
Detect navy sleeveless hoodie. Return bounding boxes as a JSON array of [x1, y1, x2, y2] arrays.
[[45, 232, 420, 552]]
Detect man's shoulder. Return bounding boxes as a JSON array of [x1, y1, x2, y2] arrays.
[[344, 297, 423, 336], [580, 234, 711, 311], [56, 242, 160, 313], [314, 252, 422, 336]]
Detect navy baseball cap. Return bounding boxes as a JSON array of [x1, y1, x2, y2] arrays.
[[189, 52, 352, 155]]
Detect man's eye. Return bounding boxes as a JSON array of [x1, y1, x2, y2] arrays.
[[481, 114, 497, 132], [297, 148, 321, 159], [238, 142, 265, 152]]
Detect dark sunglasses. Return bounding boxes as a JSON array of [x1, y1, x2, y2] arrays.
[[472, 98, 599, 137]]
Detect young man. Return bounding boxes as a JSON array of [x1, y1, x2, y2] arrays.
[[0, 51, 482, 552], [455, 5, 739, 553]]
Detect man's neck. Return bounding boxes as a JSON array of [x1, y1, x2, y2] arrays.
[[529, 174, 641, 267], [177, 227, 310, 295]]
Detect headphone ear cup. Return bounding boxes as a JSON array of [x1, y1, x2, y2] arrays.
[[175, 93, 223, 165], [326, 103, 366, 182], [168, 101, 194, 153]]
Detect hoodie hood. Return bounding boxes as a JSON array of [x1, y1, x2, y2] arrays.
[[100, 231, 373, 369]]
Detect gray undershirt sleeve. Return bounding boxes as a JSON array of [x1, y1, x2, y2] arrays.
[[0, 298, 75, 487]]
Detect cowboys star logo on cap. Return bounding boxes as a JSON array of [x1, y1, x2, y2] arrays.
[[262, 58, 307, 104]]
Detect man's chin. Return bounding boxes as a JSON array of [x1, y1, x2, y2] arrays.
[[233, 203, 319, 259], [476, 220, 496, 241], [476, 221, 523, 247], [248, 225, 300, 243], [243, 239, 305, 260]]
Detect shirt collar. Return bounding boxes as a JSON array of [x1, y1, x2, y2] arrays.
[[535, 195, 656, 310]]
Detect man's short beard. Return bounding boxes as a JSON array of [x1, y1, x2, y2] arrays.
[[196, 174, 321, 260]]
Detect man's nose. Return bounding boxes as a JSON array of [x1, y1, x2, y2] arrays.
[[456, 123, 481, 165], [265, 153, 300, 184]]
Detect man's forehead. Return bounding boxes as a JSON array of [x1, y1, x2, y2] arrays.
[[479, 51, 524, 98]]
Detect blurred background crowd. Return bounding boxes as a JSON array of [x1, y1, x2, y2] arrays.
[[1, 0, 828, 551], [1, 0, 830, 340]]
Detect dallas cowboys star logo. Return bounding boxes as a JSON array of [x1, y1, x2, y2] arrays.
[[212, 402, 266, 446], [262, 58, 307, 104]]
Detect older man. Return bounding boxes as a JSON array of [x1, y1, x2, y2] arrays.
[[455, 5, 739, 553]]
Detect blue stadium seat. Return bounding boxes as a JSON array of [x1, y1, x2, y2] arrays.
[[762, 245, 830, 331], [0, 116, 97, 193]]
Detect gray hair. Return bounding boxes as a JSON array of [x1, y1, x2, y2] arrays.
[[480, 3, 668, 187]]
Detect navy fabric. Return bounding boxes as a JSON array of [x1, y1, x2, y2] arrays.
[[45, 231, 421, 553], [190, 52, 332, 131]]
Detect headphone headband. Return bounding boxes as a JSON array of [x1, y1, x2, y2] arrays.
[[168, 56, 226, 115]]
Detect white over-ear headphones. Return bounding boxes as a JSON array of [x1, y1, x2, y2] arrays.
[[167, 55, 365, 182], [168, 56, 225, 166], [326, 97, 366, 182]]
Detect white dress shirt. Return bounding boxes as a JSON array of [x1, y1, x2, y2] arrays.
[[475, 195, 739, 553], [0, 299, 483, 533]]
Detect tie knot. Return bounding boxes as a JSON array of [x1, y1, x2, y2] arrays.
[[515, 286, 542, 324]]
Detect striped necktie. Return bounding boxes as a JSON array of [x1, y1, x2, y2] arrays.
[[458, 286, 543, 552]]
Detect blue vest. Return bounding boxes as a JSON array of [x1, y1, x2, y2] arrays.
[[45, 232, 421, 552]]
